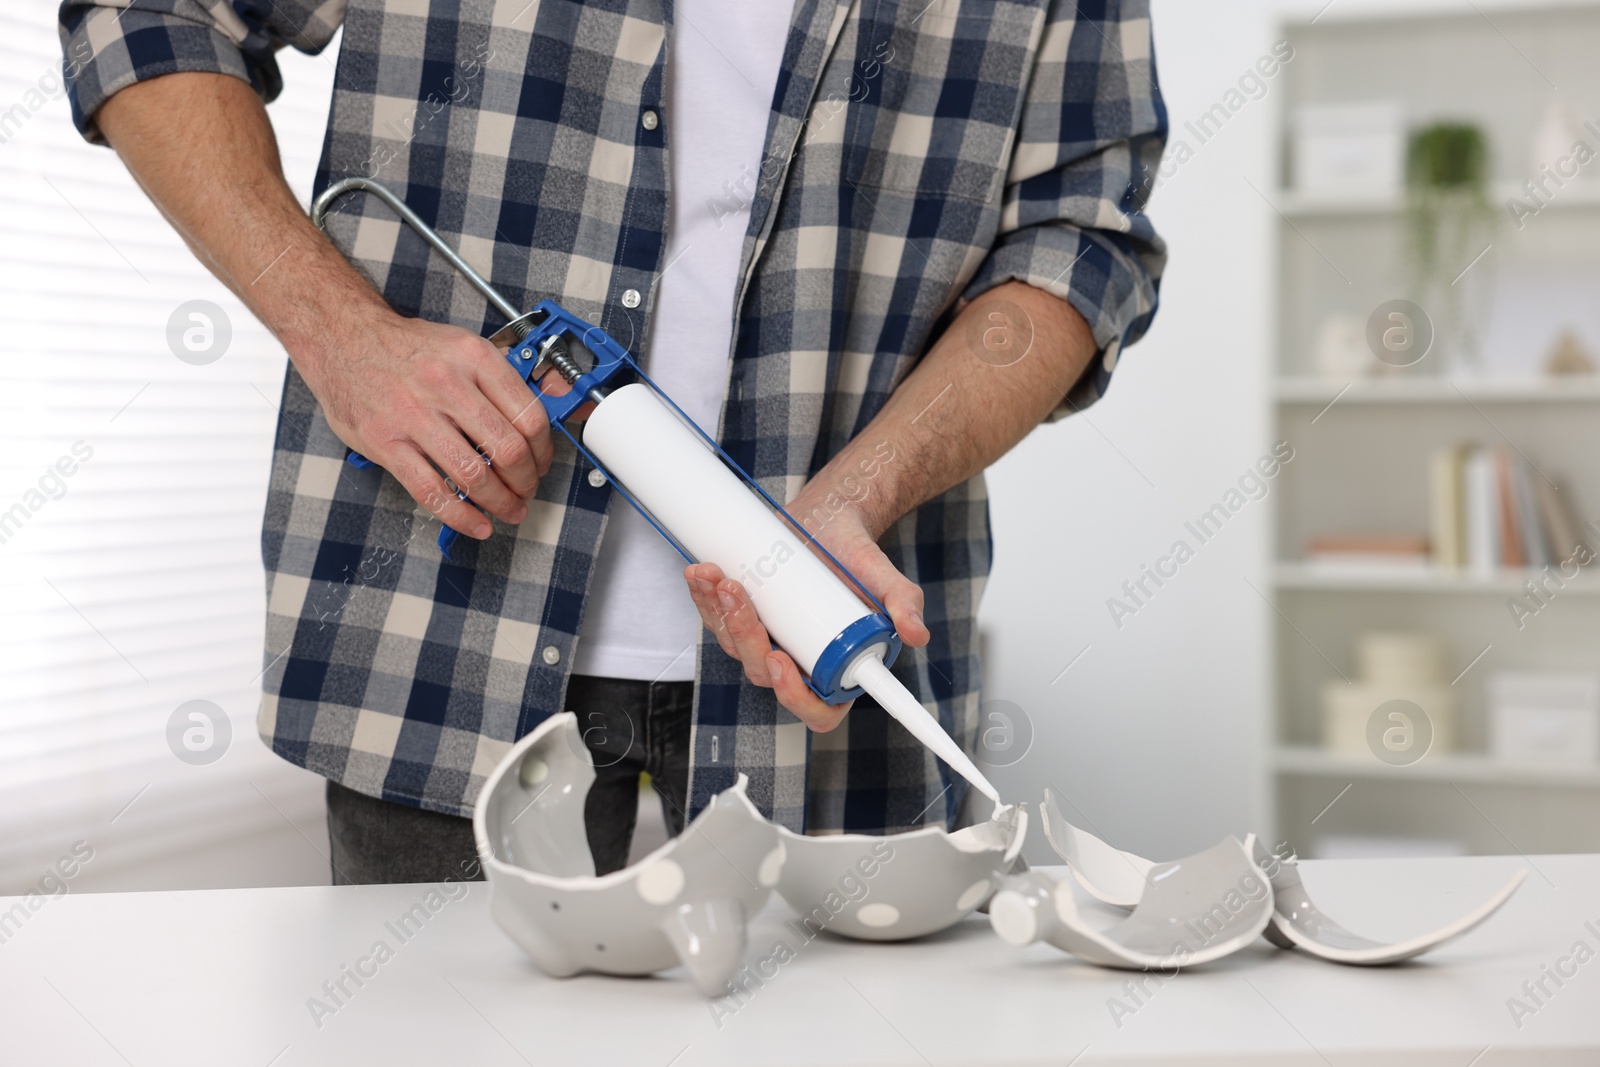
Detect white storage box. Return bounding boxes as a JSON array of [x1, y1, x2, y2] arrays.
[[1322, 682, 1457, 758], [1356, 631, 1447, 686], [1488, 673, 1600, 768], [1292, 101, 1404, 194]]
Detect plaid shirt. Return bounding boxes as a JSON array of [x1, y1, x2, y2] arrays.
[[60, 0, 1166, 833]]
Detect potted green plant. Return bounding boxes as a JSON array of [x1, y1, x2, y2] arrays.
[[1404, 122, 1496, 371]]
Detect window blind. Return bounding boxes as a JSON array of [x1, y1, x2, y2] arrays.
[[0, 3, 341, 892]]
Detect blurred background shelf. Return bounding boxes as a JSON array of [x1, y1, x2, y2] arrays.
[[1273, 563, 1600, 594], [1275, 180, 1600, 218], [1268, 3, 1600, 860], [1274, 745, 1600, 789], [1276, 377, 1600, 404]]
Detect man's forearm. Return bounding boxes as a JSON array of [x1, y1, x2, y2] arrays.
[[811, 281, 1098, 537], [97, 72, 553, 535], [97, 72, 398, 373], [696, 280, 1094, 726]]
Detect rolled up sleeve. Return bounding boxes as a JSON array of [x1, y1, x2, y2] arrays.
[[959, 0, 1168, 418], [57, 0, 346, 144]]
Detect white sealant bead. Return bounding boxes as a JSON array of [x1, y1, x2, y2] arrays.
[[541, 645, 561, 665]]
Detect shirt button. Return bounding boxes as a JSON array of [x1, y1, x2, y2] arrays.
[[587, 467, 607, 488], [641, 110, 659, 131], [621, 288, 641, 308], [541, 645, 561, 666]]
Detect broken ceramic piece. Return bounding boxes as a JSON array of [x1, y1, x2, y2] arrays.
[[990, 834, 1273, 969], [1027, 801, 1529, 968], [773, 804, 1028, 941], [1250, 837, 1528, 965], [975, 848, 1031, 915], [473, 712, 780, 996], [1039, 787, 1153, 908]]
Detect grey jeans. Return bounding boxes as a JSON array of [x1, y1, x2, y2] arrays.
[[325, 675, 693, 885]]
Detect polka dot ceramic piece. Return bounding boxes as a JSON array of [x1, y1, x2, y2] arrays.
[[1016, 797, 1529, 970], [473, 713, 779, 996], [990, 835, 1273, 970], [956, 879, 994, 912], [773, 804, 1028, 942]]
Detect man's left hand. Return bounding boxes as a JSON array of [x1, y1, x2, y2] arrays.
[[682, 487, 929, 731]]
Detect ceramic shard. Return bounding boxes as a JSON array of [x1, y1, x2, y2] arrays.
[[1250, 837, 1528, 965], [473, 712, 779, 995], [1039, 787, 1154, 908], [773, 804, 1028, 941], [991, 834, 1274, 970]]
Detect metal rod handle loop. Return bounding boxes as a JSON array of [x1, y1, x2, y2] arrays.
[[310, 176, 522, 324]]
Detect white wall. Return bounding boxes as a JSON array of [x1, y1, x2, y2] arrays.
[[0, 5, 336, 894], [981, 0, 1287, 861]]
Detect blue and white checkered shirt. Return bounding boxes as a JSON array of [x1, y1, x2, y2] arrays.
[[60, 0, 1167, 834]]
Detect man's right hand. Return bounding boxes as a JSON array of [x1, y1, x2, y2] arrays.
[[97, 71, 551, 541], [305, 311, 554, 540]]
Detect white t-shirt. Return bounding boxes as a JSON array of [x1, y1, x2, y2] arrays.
[[571, 4, 790, 681]]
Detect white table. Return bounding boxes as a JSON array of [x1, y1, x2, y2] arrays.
[[1, 855, 1595, 1066]]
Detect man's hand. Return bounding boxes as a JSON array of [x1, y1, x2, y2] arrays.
[[683, 485, 930, 732], [305, 312, 554, 539], [96, 71, 553, 539], [682, 280, 1097, 730]]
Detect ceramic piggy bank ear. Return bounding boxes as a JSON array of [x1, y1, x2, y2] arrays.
[[473, 713, 777, 996]]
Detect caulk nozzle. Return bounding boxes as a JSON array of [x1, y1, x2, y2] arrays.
[[847, 653, 1002, 804]]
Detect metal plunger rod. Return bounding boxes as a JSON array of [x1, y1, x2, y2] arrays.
[[540, 335, 608, 408], [310, 176, 523, 324]]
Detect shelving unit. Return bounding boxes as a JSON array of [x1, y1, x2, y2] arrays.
[[1268, 5, 1600, 858], [1274, 745, 1600, 789], [1273, 563, 1600, 595], [1276, 378, 1600, 403], [1275, 179, 1600, 218]]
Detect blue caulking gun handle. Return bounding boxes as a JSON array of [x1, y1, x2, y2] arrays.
[[345, 301, 635, 558]]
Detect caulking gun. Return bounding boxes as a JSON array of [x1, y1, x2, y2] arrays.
[[311, 178, 999, 803]]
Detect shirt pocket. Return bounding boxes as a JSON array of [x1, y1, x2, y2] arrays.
[[840, 0, 1043, 204]]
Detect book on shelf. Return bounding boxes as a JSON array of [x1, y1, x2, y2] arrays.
[[1432, 443, 1584, 572], [1536, 475, 1585, 562], [1513, 453, 1549, 569], [1495, 447, 1525, 569], [1303, 533, 1431, 570], [1462, 447, 1499, 571], [1429, 445, 1467, 568]]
